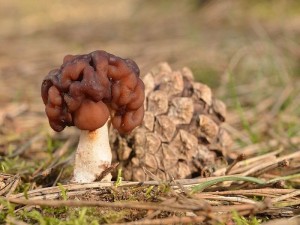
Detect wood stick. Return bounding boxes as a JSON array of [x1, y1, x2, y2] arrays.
[[241, 151, 300, 176], [5, 198, 203, 212], [108, 215, 206, 225], [202, 188, 295, 196], [271, 190, 300, 203], [225, 154, 245, 175]]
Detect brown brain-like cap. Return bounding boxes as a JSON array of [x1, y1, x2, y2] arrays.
[[41, 50, 145, 133]]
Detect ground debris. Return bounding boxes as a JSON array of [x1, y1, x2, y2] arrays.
[[0, 148, 299, 224]]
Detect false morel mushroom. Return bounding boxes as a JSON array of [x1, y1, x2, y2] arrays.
[[41, 50, 145, 183]]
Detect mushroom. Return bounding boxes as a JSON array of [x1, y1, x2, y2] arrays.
[[41, 50, 145, 183]]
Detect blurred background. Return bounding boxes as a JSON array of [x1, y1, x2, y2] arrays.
[[0, 0, 299, 151]]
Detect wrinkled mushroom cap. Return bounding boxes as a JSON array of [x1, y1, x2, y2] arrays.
[[41, 50, 145, 133]]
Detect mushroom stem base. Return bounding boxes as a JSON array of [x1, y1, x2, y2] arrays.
[[73, 123, 112, 183]]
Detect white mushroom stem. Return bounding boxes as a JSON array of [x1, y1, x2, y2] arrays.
[[73, 122, 112, 183]]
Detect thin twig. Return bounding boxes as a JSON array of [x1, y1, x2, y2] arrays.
[[271, 190, 300, 203], [95, 162, 119, 181], [252, 159, 289, 177], [225, 153, 245, 175], [0, 175, 19, 196], [5, 198, 203, 212], [214, 149, 282, 176], [109, 215, 206, 225], [6, 176, 20, 197], [202, 188, 295, 197], [197, 194, 257, 204], [212, 201, 268, 213], [241, 151, 300, 176]]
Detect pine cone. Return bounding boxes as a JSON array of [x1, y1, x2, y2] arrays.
[[110, 63, 232, 181]]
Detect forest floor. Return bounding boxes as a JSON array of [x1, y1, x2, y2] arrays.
[[0, 0, 300, 224]]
